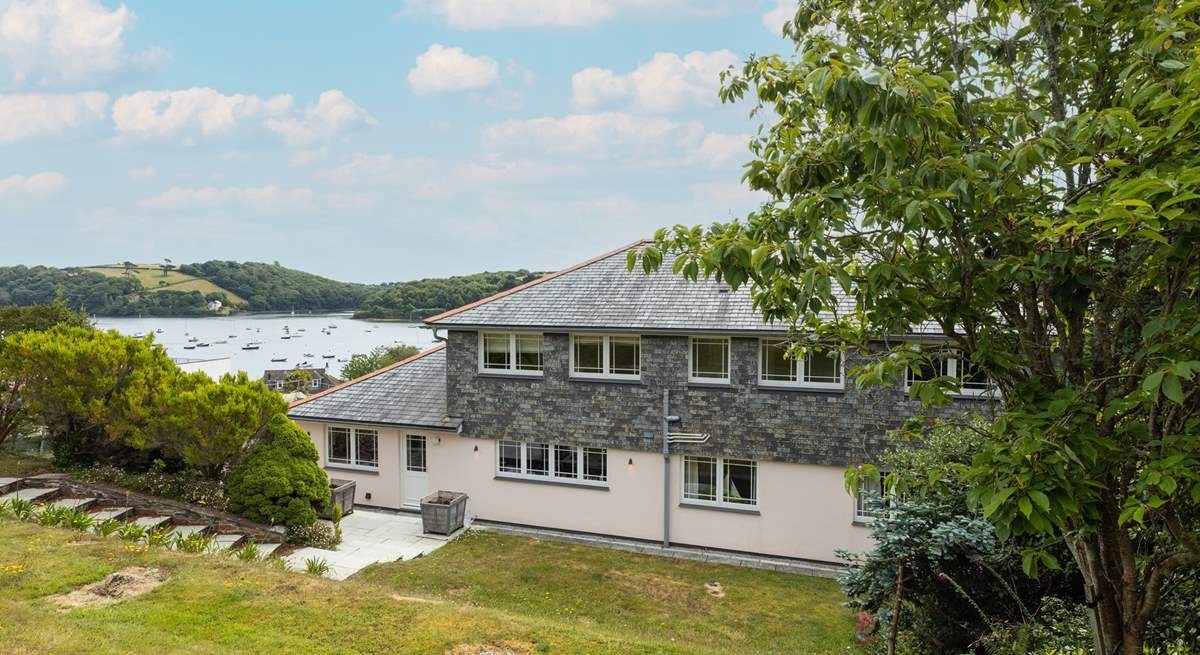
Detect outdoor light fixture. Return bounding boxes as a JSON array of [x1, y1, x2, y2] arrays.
[[628, 458, 634, 466], [473, 445, 478, 452]]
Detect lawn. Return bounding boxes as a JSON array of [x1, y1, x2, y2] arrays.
[[0, 519, 856, 654], [0, 449, 52, 477]]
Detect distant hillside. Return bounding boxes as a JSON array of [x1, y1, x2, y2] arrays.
[[353, 270, 543, 320], [178, 261, 372, 312], [0, 261, 542, 319]]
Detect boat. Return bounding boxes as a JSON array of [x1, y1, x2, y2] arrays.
[[228, 334, 237, 338], [196, 342, 210, 348], [183, 345, 196, 350], [156, 329, 164, 334], [322, 354, 336, 359], [188, 337, 199, 343], [241, 342, 261, 351], [297, 328, 306, 332], [303, 353, 315, 358], [270, 356, 287, 362], [132, 332, 145, 338], [214, 340, 227, 344], [280, 335, 291, 340], [327, 324, 337, 329]]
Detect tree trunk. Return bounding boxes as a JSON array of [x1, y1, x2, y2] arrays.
[[887, 561, 904, 655]]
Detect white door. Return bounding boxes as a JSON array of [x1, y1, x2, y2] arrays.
[[401, 434, 429, 508]]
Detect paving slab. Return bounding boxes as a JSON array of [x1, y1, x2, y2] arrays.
[[89, 507, 133, 521], [0, 477, 19, 491], [0, 487, 57, 503], [255, 543, 283, 558], [130, 516, 172, 531], [169, 525, 209, 539], [282, 509, 454, 580], [213, 534, 246, 550], [48, 497, 98, 511]]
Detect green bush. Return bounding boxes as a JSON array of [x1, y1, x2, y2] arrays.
[[73, 461, 227, 509], [225, 414, 329, 529]]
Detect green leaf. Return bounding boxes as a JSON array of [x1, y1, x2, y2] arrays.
[[1162, 374, 1183, 403], [1018, 496, 1033, 518], [1144, 370, 1165, 394]]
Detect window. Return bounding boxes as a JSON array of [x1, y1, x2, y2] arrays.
[[480, 332, 543, 375], [682, 456, 758, 508], [495, 441, 607, 485], [854, 477, 884, 523], [906, 351, 995, 397], [310, 377, 321, 391], [690, 337, 730, 383], [759, 339, 843, 389], [405, 435, 427, 472], [327, 426, 378, 469], [571, 334, 641, 379]]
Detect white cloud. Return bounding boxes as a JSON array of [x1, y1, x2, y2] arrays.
[[317, 152, 447, 197], [0, 0, 166, 86], [0, 91, 108, 143], [0, 171, 66, 197], [696, 132, 749, 167], [483, 111, 705, 160], [139, 185, 315, 212], [762, 1, 793, 35], [264, 90, 376, 146], [128, 166, 155, 179], [571, 50, 739, 112], [457, 154, 582, 182], [112, 88, 294, 141], [403, 0, 753, 30], [407, 44, 500, 95]]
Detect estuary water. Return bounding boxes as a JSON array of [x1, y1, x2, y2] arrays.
[[94, 313, 437, 379]]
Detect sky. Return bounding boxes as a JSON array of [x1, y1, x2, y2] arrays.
[[1, 0, 796, 283]]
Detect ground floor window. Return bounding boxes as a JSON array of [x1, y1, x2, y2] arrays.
[[496, 440, 607, 485], [682, 456, 758, 508], [854, 476, 884, 523], [327, 426, 378, 469]]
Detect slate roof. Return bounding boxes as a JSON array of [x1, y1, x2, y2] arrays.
[[287, 344, 460, 430], [425, 240, 862, 335]]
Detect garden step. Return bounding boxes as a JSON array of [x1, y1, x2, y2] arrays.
[[0, 487, 58, 503], [0, 477, 19, 493], [130, 516, 173, 531], [168, 525, 210, 539], [213, 534, 247, 550], [254, 542, 283, 558], [89, 507, 134, 521], [47, 497, 98, 511]]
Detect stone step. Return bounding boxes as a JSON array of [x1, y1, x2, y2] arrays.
[[169, 525, 210, 539], [0, 487, 58, 503], [254, 542, 283, 558], [47, 497, 98, 511], [213, 534, 247, 550], [89, 506, 134, 522], [130, 516, 173, 531], [0, 477, 20, 493]]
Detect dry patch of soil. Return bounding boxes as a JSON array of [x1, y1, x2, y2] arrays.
[[45, 566, 168, 611], [446, 640, 535, 655], [391, 593, 445, 604], [704, 581, 725, 598]]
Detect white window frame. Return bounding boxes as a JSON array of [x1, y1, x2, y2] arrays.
[[905, 350, 996, 398], [688, 336, 731, 384], [326, 425, 379, 470], [569, 333, 641, 380], [478, 331, 544, 376], [853, 476, 885, 523], [681, 455, 758, 508], [495, 440, 607, 486], [758, 338, 844, 390], [405, 434, 427, 473]]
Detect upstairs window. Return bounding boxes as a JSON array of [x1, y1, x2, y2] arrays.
[[689, 336, 730, 383], [906, 351, 994, 397], [480, 332, 543, 375], [759, 339, 843, 389], [571, 334, 641, 380]]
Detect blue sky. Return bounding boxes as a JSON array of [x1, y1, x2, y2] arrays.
[[2, 0, 795, 282]]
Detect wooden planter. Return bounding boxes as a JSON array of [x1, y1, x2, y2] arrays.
[[419, 490, 467, 535], [321, 478, 356, 519]]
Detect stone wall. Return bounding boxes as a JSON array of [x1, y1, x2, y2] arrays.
[[445, 330, 994, 467]]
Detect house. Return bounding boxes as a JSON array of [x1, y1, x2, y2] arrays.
[[207, 299, 223, 312], [288, 242, 992, 564], [263, 366, 341, 395]]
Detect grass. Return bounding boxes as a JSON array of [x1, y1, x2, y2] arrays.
[[85, 265, 246, 307], [0, 519, 856, 654], [0, 449, 53, 477]]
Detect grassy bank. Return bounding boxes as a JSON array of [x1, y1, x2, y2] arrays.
[[0, 518, 855, 654]]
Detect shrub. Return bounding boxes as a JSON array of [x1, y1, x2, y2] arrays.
[[286, 520, 340, 549], [93, 518, 122, 537], [232, 542, 260, 561], [225, 415, 329, 529], [304, 557, 330, 576], [73, 461, 227, 510], [174, 532, 215, 554], [61, 509, 94, 531]]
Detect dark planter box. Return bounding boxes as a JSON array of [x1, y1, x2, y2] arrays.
[[321, 478, 356, 519], [420, 490, 467, 535]]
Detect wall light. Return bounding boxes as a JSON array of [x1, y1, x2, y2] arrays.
[[628, 458, 634, 466], [473, 445, 479, 452]]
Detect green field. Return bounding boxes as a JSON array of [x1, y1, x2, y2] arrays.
[[86, 265, 247, 308]]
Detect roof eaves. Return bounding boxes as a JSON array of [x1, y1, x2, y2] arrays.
[[424, 239, 647, 325], [286, 342, 447, 410], [284, 413, 462, 431]]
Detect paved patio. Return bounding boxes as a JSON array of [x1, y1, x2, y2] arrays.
[[284, 509, 463, 580]]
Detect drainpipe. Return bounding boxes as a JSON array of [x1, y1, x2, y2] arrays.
[[662, 389, 671, 547]]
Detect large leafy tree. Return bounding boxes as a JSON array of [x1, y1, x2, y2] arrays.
[[0, 302, 90, 446], [634, 2, 1200, 652]]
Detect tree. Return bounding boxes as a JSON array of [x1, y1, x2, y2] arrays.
[[153, 371, 287, 478], [225, 414, 329, 528], [0, 325, 177, 464], [340, 344, 421, 380], [633, 3, 1200, 652], [0, 302, 90, 446]]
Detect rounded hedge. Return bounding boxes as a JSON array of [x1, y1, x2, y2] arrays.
[[226, 414, 329, 528]]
